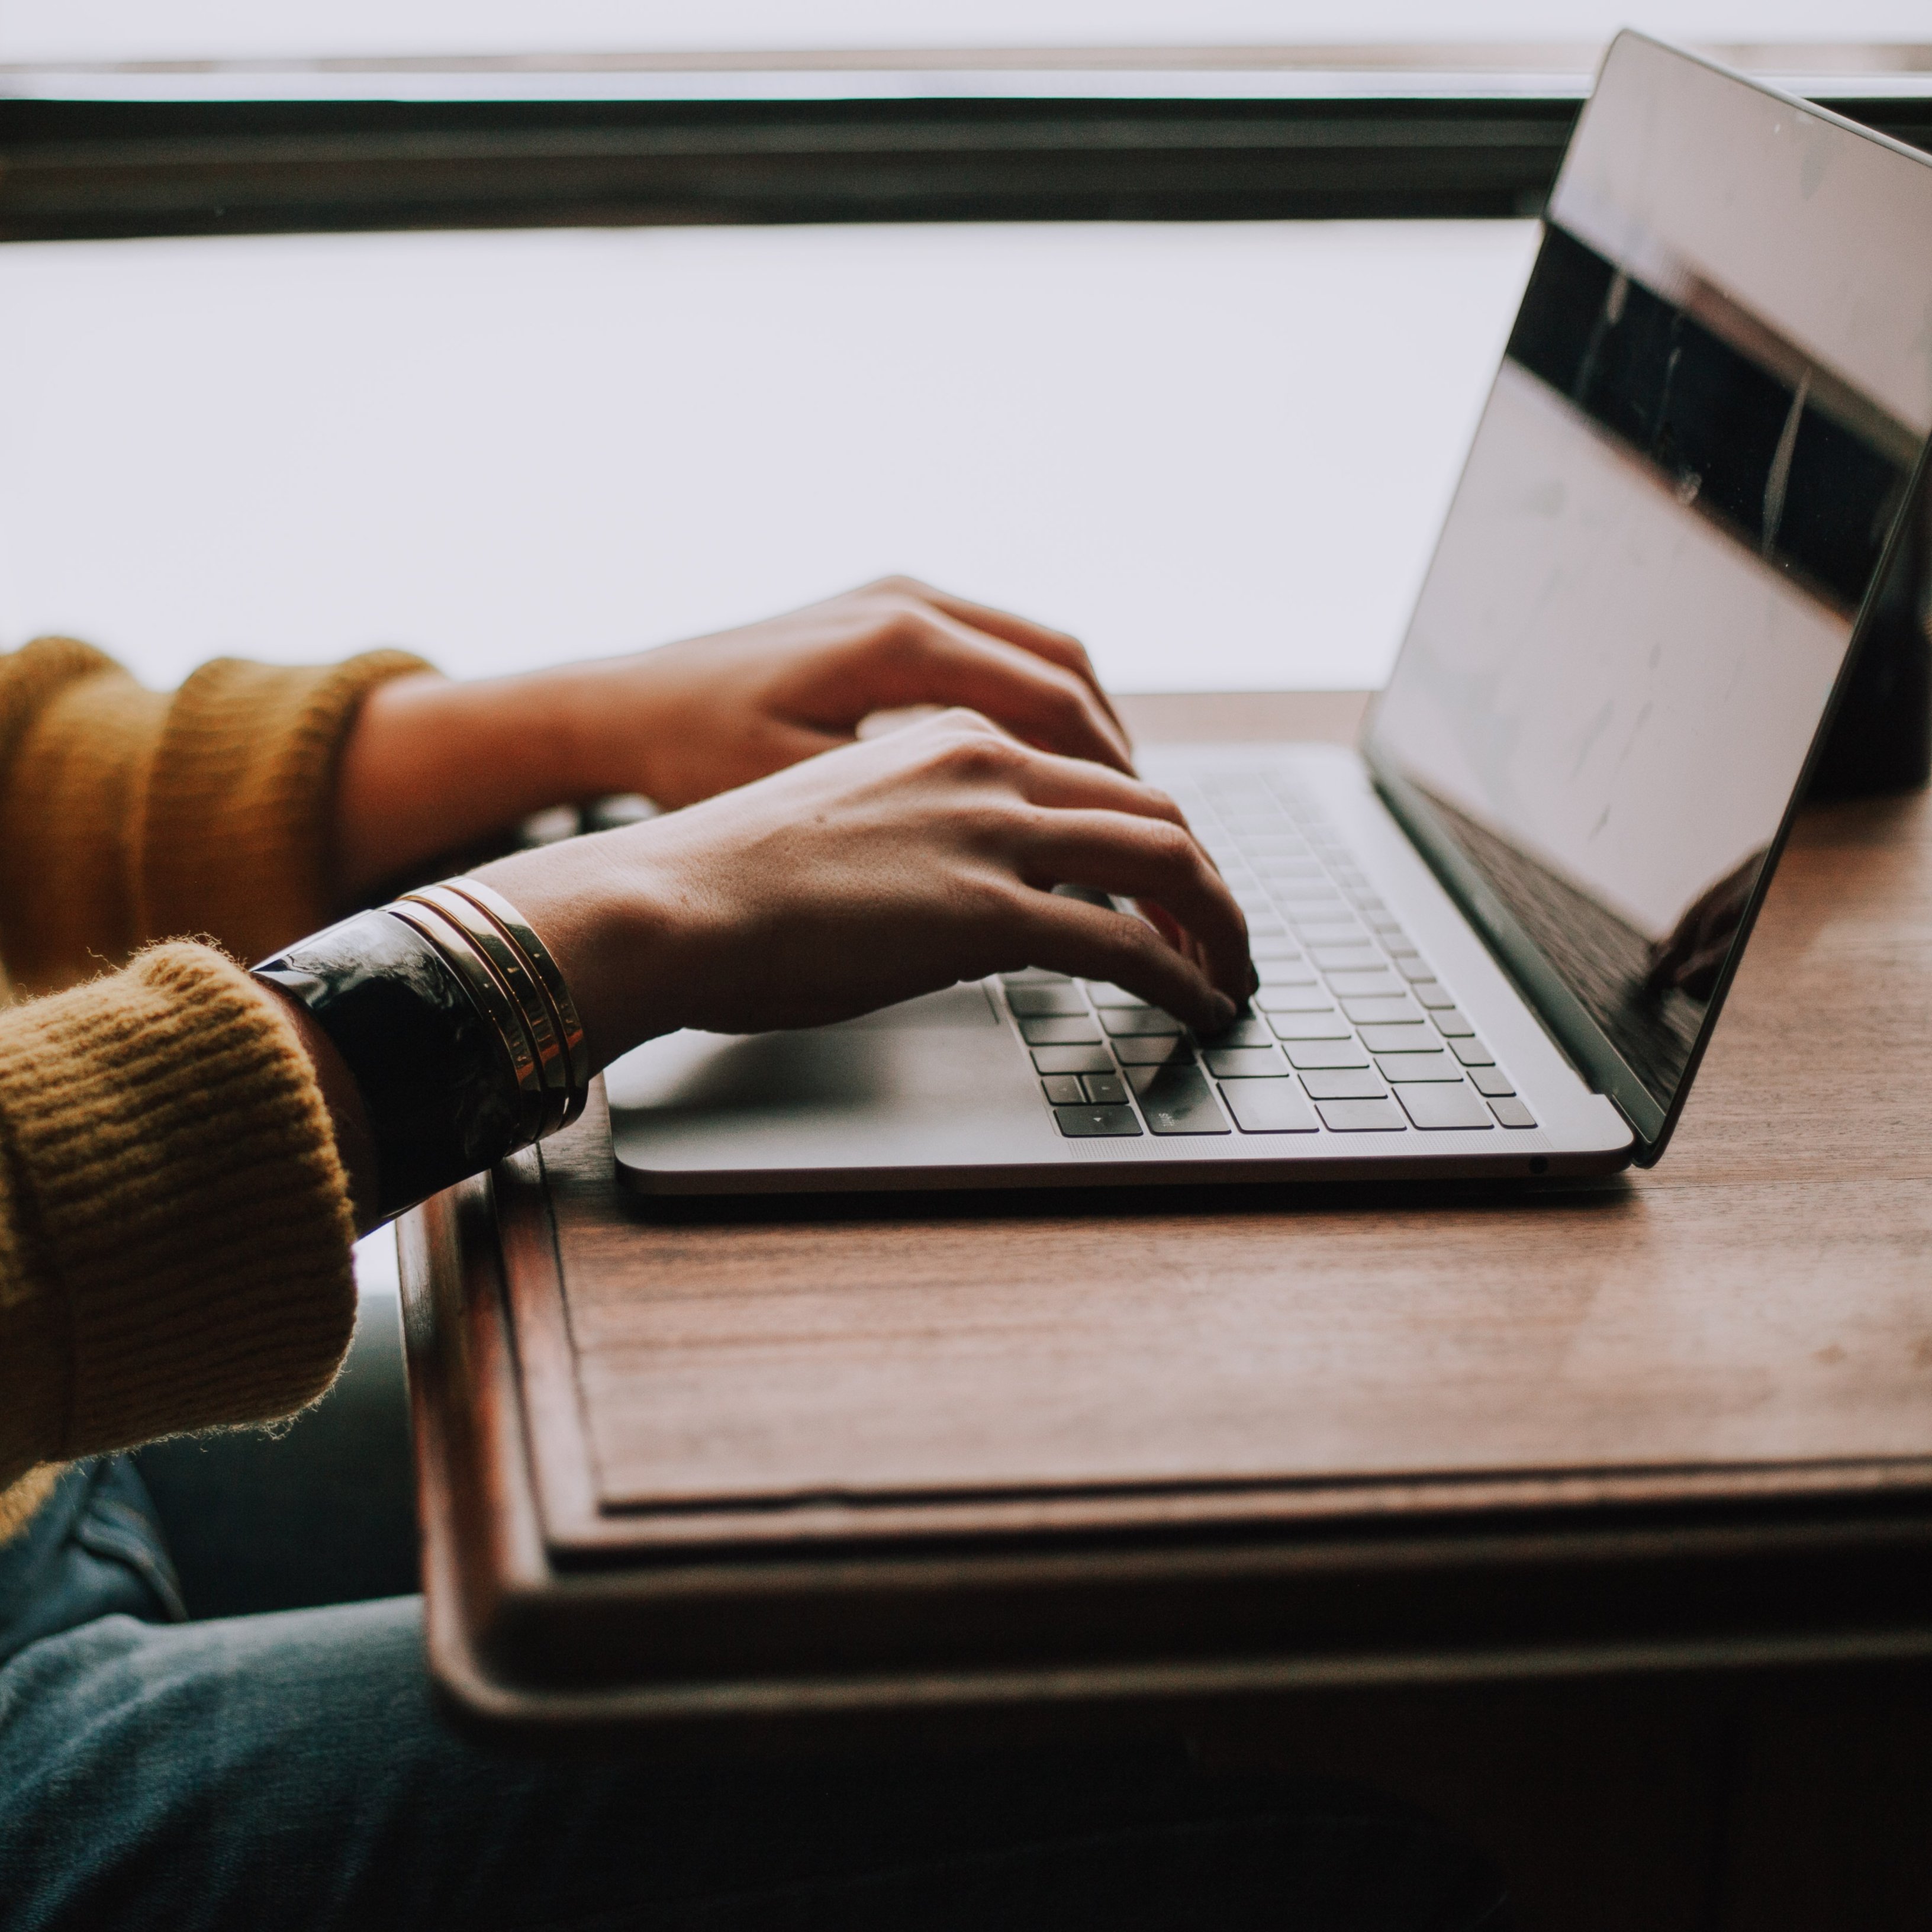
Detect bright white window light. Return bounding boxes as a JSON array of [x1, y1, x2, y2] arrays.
[[0, 221, 1535, 693]]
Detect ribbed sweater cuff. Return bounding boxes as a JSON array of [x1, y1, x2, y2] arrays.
[[140, 648, 433, 964], [0, 942, 356, 1459]]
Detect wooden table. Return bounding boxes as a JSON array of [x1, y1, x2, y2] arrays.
[[400, 691, 1932, 1760]]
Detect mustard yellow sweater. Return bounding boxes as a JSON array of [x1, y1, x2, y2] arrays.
[[0, 637, 430, 1542]]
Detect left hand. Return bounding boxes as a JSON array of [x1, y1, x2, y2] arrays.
[[571, 575, 1132, 807], [334, 578, 1131, 898]]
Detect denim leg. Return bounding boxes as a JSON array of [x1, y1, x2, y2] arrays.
[[133, 1287, 417, 1617], [0, 1593, 1505, 1932], [0, 1459, 183, 1670]]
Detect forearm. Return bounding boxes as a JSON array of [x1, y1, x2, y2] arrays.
[[334, 665, 639, 902]]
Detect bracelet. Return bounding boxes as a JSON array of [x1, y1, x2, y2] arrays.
[[252, 877, 587, 1220]]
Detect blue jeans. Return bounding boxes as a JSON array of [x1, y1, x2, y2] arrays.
[[0, 1313, 1506, 1932]]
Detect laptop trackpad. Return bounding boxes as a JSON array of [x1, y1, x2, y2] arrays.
[[604, 981, 1015, 1124]]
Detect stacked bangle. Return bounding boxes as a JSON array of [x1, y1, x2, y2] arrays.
[[253, 875, 588, 1221], [391, 879, 590, 1140]]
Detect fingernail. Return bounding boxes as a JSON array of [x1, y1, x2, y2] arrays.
[[1210, 993, 1238, 1030]]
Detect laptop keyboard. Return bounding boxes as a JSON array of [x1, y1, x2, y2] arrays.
[[1004, 769, 1539, 1141]]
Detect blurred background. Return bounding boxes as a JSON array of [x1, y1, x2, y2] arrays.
[[0, 3, 1927, 694]]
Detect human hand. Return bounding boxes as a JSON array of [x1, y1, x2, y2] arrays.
[[474, 709, 1251, 1069], [572, 576, 1133, 807], [335, 578, 1131, 901]]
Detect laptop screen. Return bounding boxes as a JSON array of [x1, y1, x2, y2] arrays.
[[1364, 33, 1932, 1142]]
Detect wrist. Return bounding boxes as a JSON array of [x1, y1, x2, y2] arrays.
[[473, 831, 701, 1071]]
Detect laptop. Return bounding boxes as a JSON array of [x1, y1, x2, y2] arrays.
[[607, 33, 1932, 1196]]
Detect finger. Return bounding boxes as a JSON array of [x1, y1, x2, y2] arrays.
[[999, 891, 1237, 1035], [997, 745, 1222, 860], [851, 609, 1135, 773], [871, 576, 1130, 741], [1008, 810, 1252, 1006]]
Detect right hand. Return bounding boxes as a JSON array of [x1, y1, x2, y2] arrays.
[[476, 708, 1253, 1070]]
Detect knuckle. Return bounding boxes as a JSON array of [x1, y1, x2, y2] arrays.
[[1042, 675, 1090, 722], [933, 723, 1020, 783], [880, 605, 937, 655]]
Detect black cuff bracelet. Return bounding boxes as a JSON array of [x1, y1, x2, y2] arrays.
[[254, 907, 524, 1221]]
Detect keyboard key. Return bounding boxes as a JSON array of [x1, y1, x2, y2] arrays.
[[1007, 984, 1090, 1017], [1315, 1098, 1408, 1132], [1032, 1045, 1115, 1075], [1040, 1074, 1086, 1105], [1204, 1016, 1275, 1048], [1286, 1040, 1371, 1069], [1409, 981, 1457, 1008], [1222, 1082, 1319, 1132], [1084, 982, 1149, 1009], [1299, 1068, 1389, 1100], [1375, 1053, 1462, 1083], [1255, 962, 1318, 987], [1394, 957, 1438, 981], [1083, 1072, 1129, 1105], [1342, 996, 1423, 1025], [1268, 1012, 1350, 1039], [1324, 970, 1405, 999], [1055, 1103, 1142, 1138], [1295, 923, 1370, 948], [1126, 1062, 1231, 1135], [1359, 1024, 1434, 1054], [1112, 1036, 1196, 1067], [1250, 936, 1303, 960], [1257, 988, 1332, 1013], [1490, 1097, 1539, 1128], [1469, 1067, 1516, 1097], [1204, 1046, 1287, 1078], [1002, 968, 1069, 984], [1100, 1008, 1184, 1038], [1021, 1016, 1102, 1045], [1309, 945, 1383, 972], [1431, 1007, 1475, 1037], [1399, 1084, 1494, 1130], [1450, 1036, 1496, 1067]]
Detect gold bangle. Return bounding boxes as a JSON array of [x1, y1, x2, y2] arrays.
[[399, 884, 572, 1139], [442, 875, 591, 1126], [385, 901, 548, 1148]]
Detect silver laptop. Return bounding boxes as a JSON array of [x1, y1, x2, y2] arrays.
[[608, 33, 1932, 1196]]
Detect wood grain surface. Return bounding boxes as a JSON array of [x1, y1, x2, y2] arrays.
[[520, 692, 1932, 1540]]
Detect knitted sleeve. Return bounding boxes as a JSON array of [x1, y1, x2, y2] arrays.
[[0, 640, 432, 995], [0, 942, 356, 1534]]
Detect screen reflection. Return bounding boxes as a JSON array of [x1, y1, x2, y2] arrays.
[[1367, 33, 1932, 1115]]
